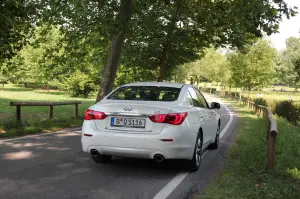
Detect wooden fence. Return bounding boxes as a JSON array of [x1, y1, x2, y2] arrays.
[[10, 101, 82, 123], [217, 92, 278, 170]]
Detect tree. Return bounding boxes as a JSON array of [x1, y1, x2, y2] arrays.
[[0, 63, 9, 88], [4, 26, 64, 89], [172, 48, 230, 88], [0, 0, 38, 63], [38, 0, 295, 102], [277, 37, 300, 88], [229, 39, 277, 96], [123, 0, 296, 82], [40, 0, 133, 101]]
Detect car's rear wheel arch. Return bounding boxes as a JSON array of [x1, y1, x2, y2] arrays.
[[198, 127, 203, 141]]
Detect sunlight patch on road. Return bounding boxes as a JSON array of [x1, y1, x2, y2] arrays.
[[2, 151, 33, 160], [55, 132, 80, 137], [43, 146, 71, 151]]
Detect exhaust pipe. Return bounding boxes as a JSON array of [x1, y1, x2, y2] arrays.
[[154, 154, 164, 163], [90, 149, 99, 157]]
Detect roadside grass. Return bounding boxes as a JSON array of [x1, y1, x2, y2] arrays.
[[0, 84, 94, 138], [197, 100, 300, 199]]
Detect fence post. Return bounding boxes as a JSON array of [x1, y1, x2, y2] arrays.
[[267, 130, 277, 170], [75, 104, 79, 119], [16, 105, 21, 124], [49, 105, 54, 120]]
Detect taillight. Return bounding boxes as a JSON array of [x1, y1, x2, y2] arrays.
[[167, 112, 188, 125], [84, 109, 107, 120], [149, 112, 187, 125], [149, 114, 168, 123]]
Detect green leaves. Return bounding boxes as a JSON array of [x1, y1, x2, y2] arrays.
[[0, 0, 38, 63], [229, 39, 277, 91], [277, 37, 300, 86]]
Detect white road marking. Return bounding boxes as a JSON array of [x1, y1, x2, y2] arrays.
[[219, 104, 234, 139], [152, 151, 209, 199], [0, 127, 81, 144], [152, 102, 234, 199]]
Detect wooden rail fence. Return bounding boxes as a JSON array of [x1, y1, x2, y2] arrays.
[[214, 91, 278, 170], [10, 101, 82, 123]]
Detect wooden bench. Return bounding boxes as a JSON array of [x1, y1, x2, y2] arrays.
[[10, 101, 82, 123]]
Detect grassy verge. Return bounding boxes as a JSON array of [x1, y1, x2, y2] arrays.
[[0, 84, 94, 138], [197, 100, 300, 199]]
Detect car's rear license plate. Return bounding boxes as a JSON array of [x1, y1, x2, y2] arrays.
[[110, 117, 146, 128]]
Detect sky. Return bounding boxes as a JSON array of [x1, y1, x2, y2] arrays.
[[269, 0, 300, 51]]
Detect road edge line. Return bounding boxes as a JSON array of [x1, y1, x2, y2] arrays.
[[152, 100, 234, 199]]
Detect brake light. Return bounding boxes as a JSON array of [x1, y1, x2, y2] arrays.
[[167, 112, 188, 125], [149, 112, 187, 125], [149, 114, 168, 123], [84, 109, 107, 120]]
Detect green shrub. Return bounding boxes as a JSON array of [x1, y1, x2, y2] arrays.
[[253, 98, 268, 106], [66, 71, 97, 98], [274, 101, 300, 124]]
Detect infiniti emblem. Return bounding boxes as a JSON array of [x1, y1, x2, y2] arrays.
[[124, 107, 132, 111]]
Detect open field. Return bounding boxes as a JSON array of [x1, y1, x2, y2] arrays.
[[0, 84, 94, 138], [197, 99, 300, 199], [195, 82, 300, 102]]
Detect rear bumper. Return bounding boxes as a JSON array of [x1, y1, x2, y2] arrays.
[[81, 121, 195, 160]]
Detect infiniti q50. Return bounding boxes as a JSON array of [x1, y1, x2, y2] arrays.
[[81, 82, 221, 171]]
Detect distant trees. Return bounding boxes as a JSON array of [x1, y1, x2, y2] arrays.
[[2, 26, 63, 90], [174, 48, 230, 87], [174, 40, 278, 94], [229, 40, 277, 94], [276, 37, 300, 88]]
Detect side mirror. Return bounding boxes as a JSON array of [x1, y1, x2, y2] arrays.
[[211, 102, 221, 109]]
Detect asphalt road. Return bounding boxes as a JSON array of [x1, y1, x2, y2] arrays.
[[0, 94, 238, 199]]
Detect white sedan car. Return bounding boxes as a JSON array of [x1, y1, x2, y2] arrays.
[[81, 82, 221, 171]]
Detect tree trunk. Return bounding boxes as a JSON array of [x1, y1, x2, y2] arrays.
[[156, 2, 179, 82], [24, 82, 28, 88], [2, 83, 4, 89], [157, 60, 168, 82], [190, 77, 194, 85], [46, 83, 49, 93], [95, 0, 133, 102]]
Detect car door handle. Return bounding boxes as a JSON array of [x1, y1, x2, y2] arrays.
[[199, 114, 203, 118]]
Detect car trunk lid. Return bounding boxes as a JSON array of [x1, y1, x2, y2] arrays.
[[92, 100, 178, 134]]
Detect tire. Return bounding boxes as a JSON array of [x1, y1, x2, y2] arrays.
[[188, 131, 203, 172], [91, 154, 112, 163], [209, 121, 220, 150]]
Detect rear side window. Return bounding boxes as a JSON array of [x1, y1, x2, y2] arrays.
[[106, 86, 181, 101]]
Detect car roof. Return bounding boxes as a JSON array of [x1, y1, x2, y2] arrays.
[[122, 82, 186, 88]]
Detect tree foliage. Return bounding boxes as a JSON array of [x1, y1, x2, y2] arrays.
[[277, 37, 300, 87], [0, 0, 38, 63], [36, 0, 296, 101], [229, 39, 277, 92], [124, 0, 296, 82], [0, 0, 297, 100], [173, 48, 230, 86]]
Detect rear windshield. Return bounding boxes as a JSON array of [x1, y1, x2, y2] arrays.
[[107, 86, 181, 101]]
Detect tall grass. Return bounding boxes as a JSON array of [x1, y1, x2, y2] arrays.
[[198, 101, 300, 199]]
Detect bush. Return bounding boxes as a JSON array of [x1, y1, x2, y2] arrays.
[[66, 71, 97, 98], [253, 98, 268, 106], [274, 101, 300, 124]]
